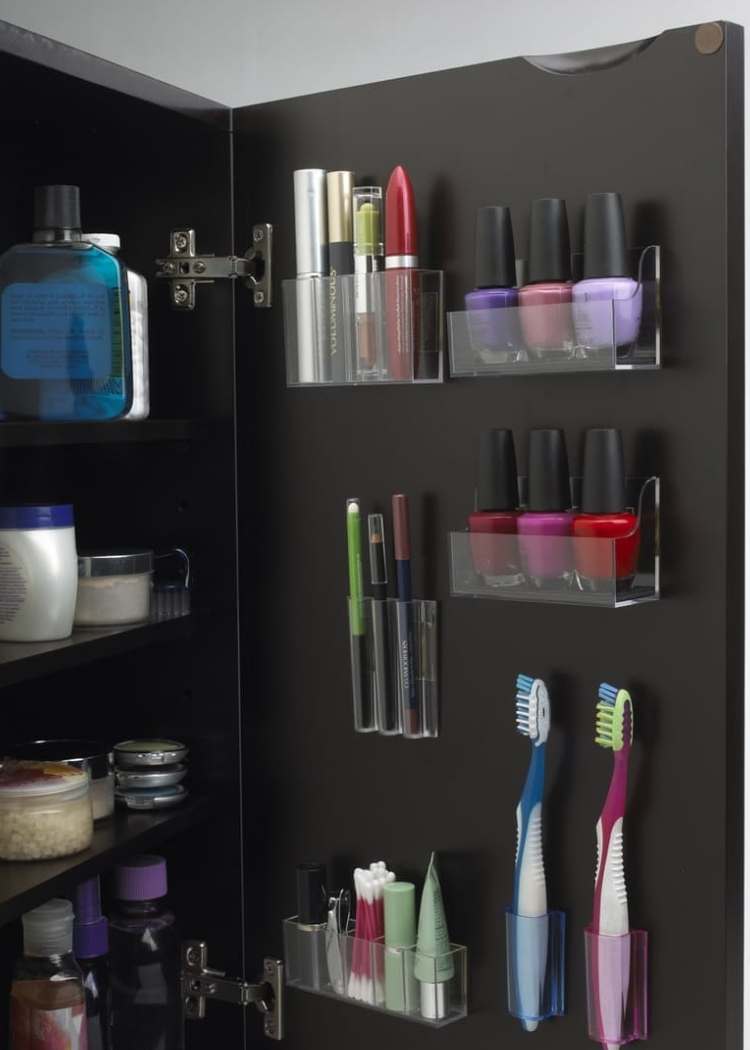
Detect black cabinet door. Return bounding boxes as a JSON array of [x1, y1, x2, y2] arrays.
[[234, 21, 743, 1050]]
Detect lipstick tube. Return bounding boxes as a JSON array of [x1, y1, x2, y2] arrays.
[[294, 169, 329, 383], [353, 187, 384, 378], [385, 166, 422, 380]]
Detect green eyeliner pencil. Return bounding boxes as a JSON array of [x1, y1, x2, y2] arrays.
[[347, 498, 374, 730]]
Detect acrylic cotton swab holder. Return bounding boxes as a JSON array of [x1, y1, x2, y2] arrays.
[[584, 927, 648, 1045], [348, 597, 439, 738], [448, 246, 660, 378], [505, 910, 565, 1028], [282, 917, 468, 1027]]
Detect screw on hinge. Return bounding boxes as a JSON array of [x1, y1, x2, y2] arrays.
[[253, 227, 265, 243], [174, 285, 190, 305], [174, 232, 190, 253], [186, 946, 201, 968], [254, 290, 266, 305], [193, 261, 207, 274]]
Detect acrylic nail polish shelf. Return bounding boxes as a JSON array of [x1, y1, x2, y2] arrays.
[[448, 246, 660, 378], [449, 477, 659, 609], [283, 270, 444, 386], [283, 917, 468, 1027]]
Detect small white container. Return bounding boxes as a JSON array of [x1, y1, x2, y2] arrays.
[[74, 550, 154, 628], [0, 504, 77, 642], [0, 760, 93, 861]]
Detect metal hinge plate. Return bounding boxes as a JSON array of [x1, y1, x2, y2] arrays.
[[156, 225, 272, 310], [182, 940, 284, 1040]]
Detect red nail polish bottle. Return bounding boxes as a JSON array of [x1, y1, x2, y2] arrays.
[[468, 429, 523, 588], [572, 428, 640, 591]]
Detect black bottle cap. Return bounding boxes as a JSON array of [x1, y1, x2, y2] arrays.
[[527, 198, 571, 283], [527, 429, 571, 512], [296, 862, 327, 926], [33, 185, 81, 231], [581, 428, 627, 513], [583, 192, 629, 279], [475, 206, 516, 288], [477, 429, 518, 511]]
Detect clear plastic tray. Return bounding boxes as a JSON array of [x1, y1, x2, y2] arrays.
[[448, 246, 660, 377], [584, 927, 648, 1045], [506, 910, 565, 1027], [283, 916, 467, 1027], [449, 477, 659, 608], [348, 597, 438, 737], [283, 270, 444, 386]]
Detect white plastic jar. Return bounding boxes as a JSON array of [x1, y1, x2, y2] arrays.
[[74, 549, 153, 627], [0, 760, 93, 860], [0, 504, 78, 642]]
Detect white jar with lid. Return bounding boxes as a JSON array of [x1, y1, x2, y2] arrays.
[[0, 760, 93, 860], [74, 549, 154, 627], [0, 504, 78, 642]]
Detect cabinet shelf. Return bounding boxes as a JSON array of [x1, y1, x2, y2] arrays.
[[0, 795, 212, 927], [0, 614, 192, 688], [0, 418, 193, 449]]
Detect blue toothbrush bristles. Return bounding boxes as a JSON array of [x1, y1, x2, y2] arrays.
[[516, 673, 535, 695], [515, 674, 536, 738], [598, 682, 619, 705]]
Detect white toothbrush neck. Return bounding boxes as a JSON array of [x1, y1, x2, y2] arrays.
[[517, 802, 547, 917]]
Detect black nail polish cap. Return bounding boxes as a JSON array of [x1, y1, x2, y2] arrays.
[[34, 185, 81, 231], [527, 428, 571, 512], [475, 206, 516, 288], [581, 428, 627, 513], [477, 429, 518, 511], [527, 198, 571, 283], [296, 862, 327, 926], [583, 192, 630, 279]]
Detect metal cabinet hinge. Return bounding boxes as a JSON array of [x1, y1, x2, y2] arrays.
[[182, 940, 284, 1040], [156, 225, 272, 310]]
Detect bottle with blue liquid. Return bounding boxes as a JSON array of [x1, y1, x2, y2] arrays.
[[0, 184, 132, 420]]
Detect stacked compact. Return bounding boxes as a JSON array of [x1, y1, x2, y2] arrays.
[[284, 166, 444, 385], [113, 739, 189, 811]]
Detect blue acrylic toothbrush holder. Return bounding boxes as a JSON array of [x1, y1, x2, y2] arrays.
[[505, 909, 566, 1026]]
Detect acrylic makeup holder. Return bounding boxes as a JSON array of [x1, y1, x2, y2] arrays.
[[348, 597, 438, 737], [283, 917, 468, 1027], [448, 247, 660, 378], [283, 270, 444, 386], [584, 927, 648, 1045], [505, 910, 565, 1027], [449, 477, 659, 608]]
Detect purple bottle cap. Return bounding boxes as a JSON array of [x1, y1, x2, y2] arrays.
[[74, 876, 109, 959], [115, 854, 168, 902]]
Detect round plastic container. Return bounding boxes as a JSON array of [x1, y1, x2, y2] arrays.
[[0, 504, 77, 642], [8, 740, 114, 822], [74, 550, 153, 628], [0, 761, 93, 860], [114, 740, 188, 768]]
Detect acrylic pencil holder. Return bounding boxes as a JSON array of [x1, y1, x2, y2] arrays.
[[505, 910, 565, 1027], [347, 597, 439, 738], [283, 270, 444, 386], [449, 477, 659, 609], [584, 927, 648, 1045], [282, 917, 468, 1027], [448, 246, 660, 378]]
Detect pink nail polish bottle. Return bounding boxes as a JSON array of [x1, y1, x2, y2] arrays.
[[518, 198, 574, 360]]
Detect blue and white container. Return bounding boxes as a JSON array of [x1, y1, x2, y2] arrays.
[[0, 504, 77, 641]]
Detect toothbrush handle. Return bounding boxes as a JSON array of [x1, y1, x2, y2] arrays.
[[512, 744, 547, 1028], [593, 751, 629, 934]]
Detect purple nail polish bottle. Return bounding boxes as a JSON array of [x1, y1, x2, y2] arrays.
[[572, 192, 642, 360], [518, 428, 574, 587], [465, 205, 521, 364]]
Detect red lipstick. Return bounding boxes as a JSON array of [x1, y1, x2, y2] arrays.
[[384, 165, 422, 380]]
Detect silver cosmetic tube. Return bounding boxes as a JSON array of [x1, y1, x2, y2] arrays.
[[294, 169, 329, 383]]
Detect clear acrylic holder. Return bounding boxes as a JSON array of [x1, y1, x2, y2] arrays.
[[449, 477, 659, 608], [283, 270, 444, 386], [448, 246, 660, 377], [505, 910, 565, 1027], [584, 928, 648, 1045], [348, 597, 439, 737], [283, 917, 468, 1027]]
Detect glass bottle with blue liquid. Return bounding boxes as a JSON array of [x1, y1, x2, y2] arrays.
[[0, 184, 132, 420]]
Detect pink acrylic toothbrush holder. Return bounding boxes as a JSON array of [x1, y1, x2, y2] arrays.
[[584, 927, 648, 1045]]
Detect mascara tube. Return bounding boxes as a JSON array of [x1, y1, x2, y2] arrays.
[[327, 171, 354, 383], [294, 169, 329, 383], [368, 513, 400, 735], [353, 187, 384, 378]]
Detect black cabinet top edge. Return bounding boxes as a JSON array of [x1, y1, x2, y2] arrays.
[[0, 18, 230, 129]]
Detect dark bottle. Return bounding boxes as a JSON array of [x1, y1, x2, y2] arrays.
[[109, 855, 182, 1050], [74, 876, 111, 1050], [0, 184, 132, 421]]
